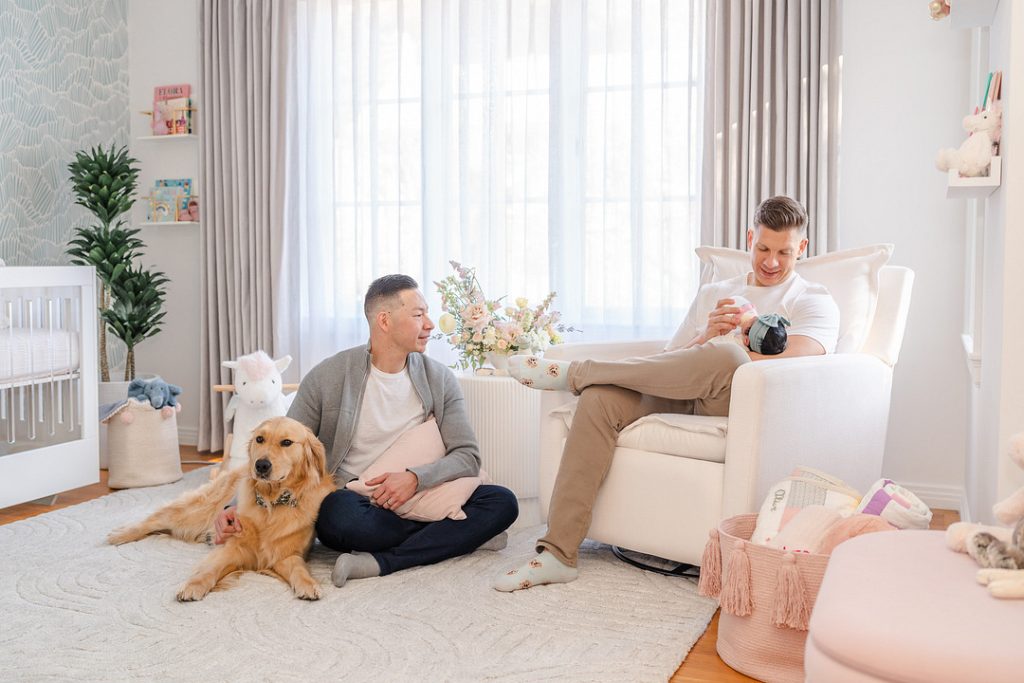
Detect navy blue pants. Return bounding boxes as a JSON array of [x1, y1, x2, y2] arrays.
[[315, 485, 519, 575]]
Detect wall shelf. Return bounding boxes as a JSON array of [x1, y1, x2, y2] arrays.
[[139, 221, 200, 227], [137, 134, 197, 141], [947, 156, 1001, 199], [950, 0, 1000, 28]]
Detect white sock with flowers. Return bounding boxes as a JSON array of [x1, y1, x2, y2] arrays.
[[508, 355, 571, 391], [492, 550, 578, 592]]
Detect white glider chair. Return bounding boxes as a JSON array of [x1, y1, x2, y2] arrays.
[[538, 246, 914, 568]]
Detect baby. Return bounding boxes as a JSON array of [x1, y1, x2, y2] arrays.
[[709, 296, 790, 355]]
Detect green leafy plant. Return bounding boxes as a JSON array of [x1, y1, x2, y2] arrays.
[[102, 267, 169, 380], [65, 144, 168, 381]]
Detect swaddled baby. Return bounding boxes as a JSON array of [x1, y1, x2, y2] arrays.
[[708, 295, 791, 355]]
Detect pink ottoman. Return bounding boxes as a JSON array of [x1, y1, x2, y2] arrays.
[[806, 530, 1024, 683]]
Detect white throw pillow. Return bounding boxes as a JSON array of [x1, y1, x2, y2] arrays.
[[694, 244, 893, 353]]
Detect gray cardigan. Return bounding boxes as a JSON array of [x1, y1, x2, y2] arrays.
[[287, 344, 481, 491]]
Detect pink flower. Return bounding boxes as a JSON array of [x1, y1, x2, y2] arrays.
[[545, 364, 560, 378], [461, 302, 492, 332]]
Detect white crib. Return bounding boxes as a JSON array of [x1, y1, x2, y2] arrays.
[[0, 266, 98, 508]]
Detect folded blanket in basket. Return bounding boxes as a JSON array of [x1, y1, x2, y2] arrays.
[[856, 478, 933, 530], [751, 467, 860, 546]]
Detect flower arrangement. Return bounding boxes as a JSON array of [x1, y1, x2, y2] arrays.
[[433, 261, 578, 371]]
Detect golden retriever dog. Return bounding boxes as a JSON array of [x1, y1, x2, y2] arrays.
[[107, 417, 336, 602]]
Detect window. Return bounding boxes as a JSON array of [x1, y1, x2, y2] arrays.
[[287, 0, 705, 369]]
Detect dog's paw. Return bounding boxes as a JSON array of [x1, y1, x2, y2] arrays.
[[176, 582, 210, 602], [293, 579, 322, 601]]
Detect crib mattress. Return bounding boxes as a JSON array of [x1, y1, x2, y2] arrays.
[[0, 329, 81, 385]]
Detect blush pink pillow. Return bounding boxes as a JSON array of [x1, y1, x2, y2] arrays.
[[346, 418, 488, 522]]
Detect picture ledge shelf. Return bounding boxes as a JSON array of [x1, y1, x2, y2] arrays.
[[946, 156, 1001, 199], [136, 134, 197, 140], [139, 221, 199, 226]]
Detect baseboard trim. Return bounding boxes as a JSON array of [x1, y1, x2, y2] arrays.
[[178, 426, 199, 446], [902, 481, 964, 514]]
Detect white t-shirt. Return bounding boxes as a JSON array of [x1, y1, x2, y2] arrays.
[[343, 364, 426, 477], [665, 272, 840, 353]]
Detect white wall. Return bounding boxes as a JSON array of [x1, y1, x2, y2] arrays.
[[971, 0, 1024, 524], [127, 0, 203, 445], [841, 0, 972, 508]]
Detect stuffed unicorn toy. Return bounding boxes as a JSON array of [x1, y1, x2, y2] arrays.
[[222, 351, 296, 470]]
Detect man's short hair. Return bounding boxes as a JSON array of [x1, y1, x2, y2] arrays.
[[752, 196, 808, 234], [364, 274, 419, 322]]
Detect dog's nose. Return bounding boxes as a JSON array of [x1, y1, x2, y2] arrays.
[[255, 459, 272, 476]]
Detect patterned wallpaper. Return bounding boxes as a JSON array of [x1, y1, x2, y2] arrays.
[[0, 0, 128, 266]]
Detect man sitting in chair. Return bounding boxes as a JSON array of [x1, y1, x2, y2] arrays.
[[493, 195, 840, 591]]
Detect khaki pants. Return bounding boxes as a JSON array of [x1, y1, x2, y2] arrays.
[[538, 342, 750, 566]]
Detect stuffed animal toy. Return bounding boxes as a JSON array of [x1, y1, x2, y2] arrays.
[[99, 377, 182, 423], [935, 106, 1002, 177], [127, 376, 182, 410], [220, 351, 295, 471], [946, 432, 1024, 598]]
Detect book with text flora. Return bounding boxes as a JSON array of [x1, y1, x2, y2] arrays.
[[152, 83, 191, 136]]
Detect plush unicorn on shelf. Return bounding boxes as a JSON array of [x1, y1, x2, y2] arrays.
[[219, 351, 296, 472]]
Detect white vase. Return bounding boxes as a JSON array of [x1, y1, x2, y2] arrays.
[[485, 351, 511, 376]]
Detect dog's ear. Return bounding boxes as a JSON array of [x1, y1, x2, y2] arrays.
[[301, 426, 328, 485]]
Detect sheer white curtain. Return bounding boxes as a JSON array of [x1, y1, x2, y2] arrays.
[[279, 0, 705, 375]]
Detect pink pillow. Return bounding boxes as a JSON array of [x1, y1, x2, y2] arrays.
[[346, 418, 488, 522]]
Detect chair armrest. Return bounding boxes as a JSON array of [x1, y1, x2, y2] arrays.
[[721, 353, 894, 517]]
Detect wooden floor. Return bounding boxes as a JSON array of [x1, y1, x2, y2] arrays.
[[0, 449, 960, 683]]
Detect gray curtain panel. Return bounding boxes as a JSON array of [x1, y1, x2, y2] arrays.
[[197, 0, 292, 452], [701, 0, 842, 255]]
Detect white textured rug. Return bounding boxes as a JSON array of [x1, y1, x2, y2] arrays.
[[0, 469, 717, 682]]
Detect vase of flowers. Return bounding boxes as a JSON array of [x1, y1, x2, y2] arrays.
[[433, 261, 578, 372]]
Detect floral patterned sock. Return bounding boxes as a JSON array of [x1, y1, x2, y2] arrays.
[[493, 550, 579, 592], [508, 355, 571, 391], [332, 551, 380, 587]]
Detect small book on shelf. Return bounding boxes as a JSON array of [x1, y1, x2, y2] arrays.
[[178, 195, 200, 222], [146, 178, 199, 222], [152, 84, 192, 136]]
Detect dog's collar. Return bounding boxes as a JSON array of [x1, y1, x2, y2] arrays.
[[254, 489, 298, 508]]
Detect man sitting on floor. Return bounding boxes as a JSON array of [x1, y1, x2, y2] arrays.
[[493, 195, 840, 591], [216, 274, 519, 586]]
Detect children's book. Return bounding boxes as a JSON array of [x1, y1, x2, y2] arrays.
[[154, 178, 192, 196], [148, 179, 198, 222], [178, 195, 200, 222], [147, 189, 178, 222], [152, 84, 191, 136]]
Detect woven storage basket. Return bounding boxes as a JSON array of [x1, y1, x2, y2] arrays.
[[106, 401, 183, 489], [698, 513, 829, 683]]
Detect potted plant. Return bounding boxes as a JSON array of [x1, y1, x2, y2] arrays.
[[66, 144, 169, 382]]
